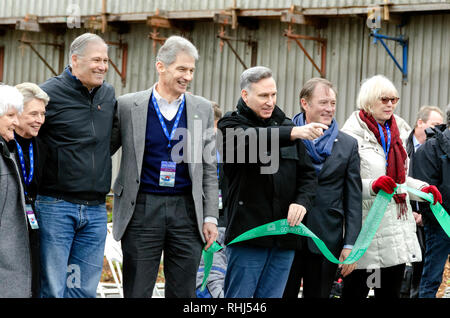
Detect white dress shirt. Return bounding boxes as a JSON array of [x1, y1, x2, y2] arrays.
[[152, 84, 184, 121], [151, 84, 218, 226]]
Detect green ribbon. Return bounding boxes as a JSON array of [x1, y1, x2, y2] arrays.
[[200, 186, 450, 291], [399, 185, 450, 237]]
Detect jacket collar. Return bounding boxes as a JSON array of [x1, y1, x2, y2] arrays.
[[435, 126, 450, 157], [443, 128, 450, 156], [61, 66, 102, 95], [0, 136, 14, 158], [343, 111, 376, 143], [236, 97, 287, 127]]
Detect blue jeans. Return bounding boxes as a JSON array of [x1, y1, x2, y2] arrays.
[[419, 222, 450, 298], [224, 245, 295, 298], [35, 195, 107, 298]]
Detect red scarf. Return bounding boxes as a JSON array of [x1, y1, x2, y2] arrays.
[[359, 110, 408, 219]]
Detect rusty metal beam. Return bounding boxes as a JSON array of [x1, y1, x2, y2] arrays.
[[18, 37, 65, 76], [218, 35, 247, 69], [106, 41, 128, 87], [23, 42, 58, 76], [0, 3, 449, 26], [216, 28, 258, 69], [101, 0, 108, 33], [284, 27, 327, 78]]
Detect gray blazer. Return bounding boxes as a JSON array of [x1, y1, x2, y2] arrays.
[[0, 138, 31, 298], [110, 87, 219, 242]]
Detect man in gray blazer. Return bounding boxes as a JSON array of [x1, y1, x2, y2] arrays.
[[110, 36, 219, 298]]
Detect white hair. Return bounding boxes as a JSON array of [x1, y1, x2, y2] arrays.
[[357, 74, 399, 113], [69, 33, 108, 66], [15, 82, 49, 106], [156, 35, 199, 65], [0, 85, 24, 116], [240, 66, 273, 91], [446, 103, 450, 127]]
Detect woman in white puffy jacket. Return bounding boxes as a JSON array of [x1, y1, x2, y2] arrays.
[[340, 75, 442, 298]]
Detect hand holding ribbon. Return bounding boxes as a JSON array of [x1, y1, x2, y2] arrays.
[[421, 185, 442, 205], [372, 175, 396, 194], [200, 185, 450, 291]]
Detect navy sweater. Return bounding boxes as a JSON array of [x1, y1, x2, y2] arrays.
[[139, 96, 192, 194]]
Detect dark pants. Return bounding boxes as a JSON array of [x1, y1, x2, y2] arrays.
[[283, 248, 338, 298], [419, 222, 450, 298], [29, 225, 41, 298], [410, 225, 425, 298], [342, 264, 406, 299], [121, 192, 203, 298]]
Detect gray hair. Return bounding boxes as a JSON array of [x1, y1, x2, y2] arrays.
[[0, 85, 24, 116], [414, 105, 444, 128], [446, 103, 450, 127], [15, 82, 50, 106], [156, 36, 199, 66], [240, 66, 273, 91], [69, 33, 108, 65]]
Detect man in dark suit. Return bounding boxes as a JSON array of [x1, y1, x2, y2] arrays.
[[283, 78, 362, 298]]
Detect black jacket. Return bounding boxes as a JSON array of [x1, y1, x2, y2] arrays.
[[405, 128, 426, 253], [406, 129, 417, 176], [302, 131, 362, 256], [38, 67, 116, 204], [12, 133, 44, 297], [13, 134, 47, 206], [412, 125, 450, 226], [217, 99, 317, 249]]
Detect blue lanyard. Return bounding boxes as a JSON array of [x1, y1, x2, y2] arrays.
[[377, 122, 391, 166], [216, 150, 221, 180], [151, 93, 185, 149], [15, 140, 34, 192]]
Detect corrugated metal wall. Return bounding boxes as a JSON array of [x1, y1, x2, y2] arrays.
[[0, 8, 448, 184], [1, 0, 448, 17], [1, 13, 449, 122]]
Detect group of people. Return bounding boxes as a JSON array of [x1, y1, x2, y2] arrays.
[[0, 32, 448, 299]]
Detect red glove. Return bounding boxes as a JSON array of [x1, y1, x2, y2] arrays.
[[422, 185, 442, 205], [372, 176, 396, 194]]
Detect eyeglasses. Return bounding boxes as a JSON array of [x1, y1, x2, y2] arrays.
[[380, 96, 399, 104]]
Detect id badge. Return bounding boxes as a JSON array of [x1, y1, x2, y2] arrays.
[[25, 204, 39, 230], [218, 189, 223, 210], [159, 161, 176, 187]]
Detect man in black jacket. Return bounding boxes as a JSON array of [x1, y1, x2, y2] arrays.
[[283, 78, 362, 298], [36, 33, 116, 298], [412, 104, 450, 298], [404, 105, 443, 298], [218, 66, 324, 298]]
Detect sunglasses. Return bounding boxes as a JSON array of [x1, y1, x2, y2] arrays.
[[380, 96, 400, 104]]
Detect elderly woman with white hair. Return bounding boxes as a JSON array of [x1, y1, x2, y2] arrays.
[[340, 74, 442, 298], [13, 82, 49, 297], [0, 84, 35, 297]]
